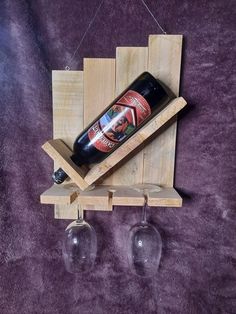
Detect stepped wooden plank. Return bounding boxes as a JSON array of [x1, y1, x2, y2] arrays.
[[143, 35, 183, 187], [52, 70, 84, 149], [103, 47, 148, 185], [52, 71, 84, 219], [83, 58, 116, 127]]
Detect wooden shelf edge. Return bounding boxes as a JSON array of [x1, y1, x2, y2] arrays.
[[40, 183, 79, 205], [40, 184, 182, 208]]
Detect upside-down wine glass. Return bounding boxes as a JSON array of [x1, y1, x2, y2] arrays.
[[128, 185, 162, 277], [62, 206, 97, 273]]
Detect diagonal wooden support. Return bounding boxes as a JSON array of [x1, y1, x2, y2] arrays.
[[41, 96, 187, 191], [85, 96, 187, 185], [42, 140, 90, 191]]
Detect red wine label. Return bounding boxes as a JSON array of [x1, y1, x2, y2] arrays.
[[88, 90, 151, 153]]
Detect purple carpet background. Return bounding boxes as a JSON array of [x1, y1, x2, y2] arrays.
[[0, 0, 236, 313]]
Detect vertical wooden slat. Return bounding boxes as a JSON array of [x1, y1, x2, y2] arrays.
[[52, 70, 84, 219], [142, 35, 183, 187], [103, 47, 148, 185], [115, 47, 148, 94], [52, 71, 84, 149], [83, 58, 116, 126]]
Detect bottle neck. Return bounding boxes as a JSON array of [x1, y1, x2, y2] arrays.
[[71, 154, 84, 167]]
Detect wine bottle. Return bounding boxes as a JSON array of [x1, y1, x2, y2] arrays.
[[53, 72, 174, 184]]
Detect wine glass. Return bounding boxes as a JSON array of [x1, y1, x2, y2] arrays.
[[62, 207, 97, 273], [127, 186, 162, 277]]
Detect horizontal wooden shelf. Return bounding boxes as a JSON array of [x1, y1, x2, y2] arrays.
[[40, 184, 182, 210]]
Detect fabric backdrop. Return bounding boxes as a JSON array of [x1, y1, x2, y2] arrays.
[[0, 0, 235, 313]]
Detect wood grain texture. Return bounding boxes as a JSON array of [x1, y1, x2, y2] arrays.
[[52, 71, 84, 218], [52, 70, 84, 149], [40, 183, 78, 205], [113, 186, 182, 207], [40, 183, 182, 213], [79, 185, 182, 207], [83, 58, 116, 127], [52, 186, 182, 219], [103, 47, 148, 185], [85, 97, 187, 185], [143, 35, 183, 187], [54, 201, 79, 220]]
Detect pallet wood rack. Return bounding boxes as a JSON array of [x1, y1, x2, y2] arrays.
[[40, 35, 187, 219]]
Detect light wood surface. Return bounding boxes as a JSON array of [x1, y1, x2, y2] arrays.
[[104, 47, 148, 185], [40, 185, 182, 215], [41, 184, 182, 216], [40, 183, 78, 205], [143, 35, 183, 187], [52, 71, 84, 218], [113, 186, 182, 207], [78, 185, 182, 207], [52, 70, 84, 149], [83, 58, 116, 127], [85, 97, 187, 185]]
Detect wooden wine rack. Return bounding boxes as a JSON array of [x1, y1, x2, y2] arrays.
[[40, 34, 187, 219]]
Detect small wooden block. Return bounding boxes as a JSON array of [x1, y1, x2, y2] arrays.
[[42, 139, 90, 191], [78, 187, 114, 211], [40, 183, 78, 205], [54, 202, 79, 220], [84, 97, 187, 185], [148, 188, 182, 207]]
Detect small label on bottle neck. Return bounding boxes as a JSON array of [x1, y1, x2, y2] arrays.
[[88, 90, 151, 153]]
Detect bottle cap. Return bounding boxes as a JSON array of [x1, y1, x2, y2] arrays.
[[52, 168, 68, 184]]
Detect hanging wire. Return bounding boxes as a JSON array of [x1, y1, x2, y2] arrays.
[[65, 0, 167, 70], [65, 0, 105, 70], [140, 0, 167, 34]]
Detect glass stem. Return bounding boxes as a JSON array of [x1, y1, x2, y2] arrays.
[[77, 204, 84, 222], [142, 193, 148, 223]]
